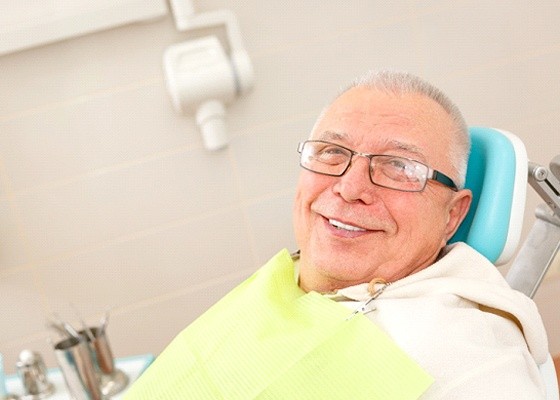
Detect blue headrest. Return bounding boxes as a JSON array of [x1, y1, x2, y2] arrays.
[[449, 127, 527, 264]]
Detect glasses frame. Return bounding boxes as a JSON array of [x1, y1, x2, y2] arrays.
[[297, 140, 459, 192]]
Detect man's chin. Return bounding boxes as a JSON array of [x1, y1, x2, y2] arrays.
[[303, 256, 367, 288]]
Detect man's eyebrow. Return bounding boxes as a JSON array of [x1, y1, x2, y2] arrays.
[[315, 130, 348, 141], [386, 139, 422, 153], [314, 132, 427, 160], [384, 139, 426, 160]]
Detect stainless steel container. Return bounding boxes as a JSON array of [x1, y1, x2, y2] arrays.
[[54, 337, 105, 400], [79, 327, 128, 397]]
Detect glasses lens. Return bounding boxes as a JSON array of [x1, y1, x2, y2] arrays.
[[370, 156, 428, 192], [299, 141, 350, 176]]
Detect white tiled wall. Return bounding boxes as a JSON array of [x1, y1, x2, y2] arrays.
[[1, 1, 560, 373]]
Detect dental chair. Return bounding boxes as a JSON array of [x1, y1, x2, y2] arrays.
[[450, 126, 560, 400]]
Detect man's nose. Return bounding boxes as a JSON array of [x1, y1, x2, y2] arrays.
[[333, 156, 377, 204]]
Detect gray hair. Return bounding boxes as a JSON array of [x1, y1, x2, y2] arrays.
[[313, 70, 470, 189]]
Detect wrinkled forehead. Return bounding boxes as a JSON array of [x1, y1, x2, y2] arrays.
[[311, 88, 456, 162]]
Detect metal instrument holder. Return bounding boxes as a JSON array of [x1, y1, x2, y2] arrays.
[[506, 155, 560, 298]]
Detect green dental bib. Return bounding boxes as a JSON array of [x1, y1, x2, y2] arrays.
[[124, 249, 433, 399]]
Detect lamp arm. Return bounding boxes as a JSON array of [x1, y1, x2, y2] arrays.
[[506, 156, 560, 298], [528, 158, 560, 219]]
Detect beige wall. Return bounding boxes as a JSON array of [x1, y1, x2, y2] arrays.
[[1, 1, 560, 373]]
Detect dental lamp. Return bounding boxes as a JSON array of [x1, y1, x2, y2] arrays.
[[163, 2, 254, 151]]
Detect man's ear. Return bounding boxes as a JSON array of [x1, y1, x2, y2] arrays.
[[444, 189, 473, 241]]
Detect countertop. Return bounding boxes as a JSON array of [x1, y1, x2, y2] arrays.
[[5, 354, 154, 399]]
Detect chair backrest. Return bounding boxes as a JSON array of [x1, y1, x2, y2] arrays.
[[449, 126, 528, 265], [449, 127, 558, 400]]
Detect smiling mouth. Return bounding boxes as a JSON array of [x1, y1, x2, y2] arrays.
[[328, 218, 367, 232]]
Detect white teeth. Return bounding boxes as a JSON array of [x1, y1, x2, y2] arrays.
[[329, 219, 366, 232]]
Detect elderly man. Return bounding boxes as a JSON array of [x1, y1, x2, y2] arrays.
[[125, 71, 548, 399]]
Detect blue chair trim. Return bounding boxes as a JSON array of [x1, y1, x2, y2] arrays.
[[449, 127, 516, 263]]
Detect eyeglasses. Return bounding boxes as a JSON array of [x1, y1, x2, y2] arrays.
[[297, 140, 458, 192]]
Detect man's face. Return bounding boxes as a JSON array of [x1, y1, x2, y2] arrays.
[[293, 87, 472, 293]]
